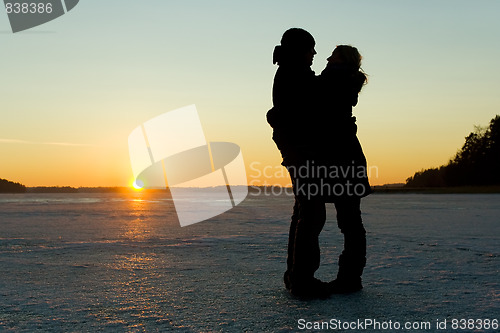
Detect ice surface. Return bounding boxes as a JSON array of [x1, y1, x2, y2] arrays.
[[0, 192, 498, 332]]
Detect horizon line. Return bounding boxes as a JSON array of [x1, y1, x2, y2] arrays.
[[0, 138, 94, 147]]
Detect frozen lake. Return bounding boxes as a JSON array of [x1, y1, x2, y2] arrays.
[[0, 192, 498, 332]]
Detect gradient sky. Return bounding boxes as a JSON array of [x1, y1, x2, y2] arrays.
[[1, 0, 499, 187]]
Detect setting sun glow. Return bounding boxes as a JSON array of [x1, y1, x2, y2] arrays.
[[1, 2, 499, 188], [131, 180, 144, 191]]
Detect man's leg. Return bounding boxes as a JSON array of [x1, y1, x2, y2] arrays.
[[288, 196, 328, 297], [284, 197, 300, 290]]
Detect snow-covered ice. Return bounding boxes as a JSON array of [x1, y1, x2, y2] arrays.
[[0, 192, 498, 332]]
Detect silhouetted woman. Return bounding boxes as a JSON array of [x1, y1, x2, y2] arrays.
[[315, 45, 370, 294]]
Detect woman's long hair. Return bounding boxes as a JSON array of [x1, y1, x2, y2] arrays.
[[333, 45, 368, 93]]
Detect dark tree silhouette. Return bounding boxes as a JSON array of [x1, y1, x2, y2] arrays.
[[406, 115, 500, 187], [0, 178, 26, 193]]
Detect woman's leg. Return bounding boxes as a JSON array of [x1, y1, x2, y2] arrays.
[[332, 197, 366, 292]]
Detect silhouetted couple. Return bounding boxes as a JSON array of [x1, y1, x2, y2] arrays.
[[267, 28, 371, 299]]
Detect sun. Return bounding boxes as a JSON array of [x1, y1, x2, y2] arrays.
[[130, 179, 144, 191]]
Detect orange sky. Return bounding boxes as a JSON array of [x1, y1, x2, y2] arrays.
[[1, 1, 499, 188]]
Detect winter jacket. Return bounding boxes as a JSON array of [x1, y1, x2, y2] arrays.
[[267, 63, 371, 198], [267, 64, 318, 166]]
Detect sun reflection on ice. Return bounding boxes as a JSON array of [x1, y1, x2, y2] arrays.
[[123, 196, 152, 241]]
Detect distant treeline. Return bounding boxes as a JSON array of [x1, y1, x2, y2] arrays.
[[406, 115, 500, 187], [0, 178, 26, 193], [28, 186, 79, 193], [27, 187, 135, 193], [0, 181, 135, 193]]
